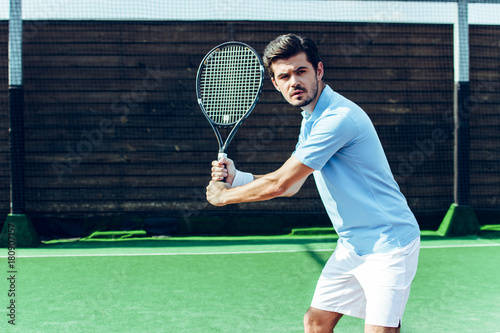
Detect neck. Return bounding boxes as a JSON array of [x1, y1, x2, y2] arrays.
[[302, 81, 326, 114]]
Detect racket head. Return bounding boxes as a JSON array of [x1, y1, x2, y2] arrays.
[[196, 42, 265, 127]]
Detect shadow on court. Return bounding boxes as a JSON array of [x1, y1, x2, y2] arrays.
[[301, 242, 330, 267], [38, 235, 337, 248]]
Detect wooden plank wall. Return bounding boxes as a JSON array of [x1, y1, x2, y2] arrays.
[[0, 21, 496, 220]]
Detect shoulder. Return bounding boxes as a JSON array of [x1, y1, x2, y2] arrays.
[[317, 87, 360, 116], [323, 89, 371, 127], [316, 91, 358, 128]]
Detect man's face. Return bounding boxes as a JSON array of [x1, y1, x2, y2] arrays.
[[270, 52, 324, 111]]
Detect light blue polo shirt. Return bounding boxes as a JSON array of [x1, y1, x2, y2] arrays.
[[293, 85, 420, 255]]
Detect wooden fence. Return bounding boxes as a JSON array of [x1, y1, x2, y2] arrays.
[[0, 21, 498, 224]]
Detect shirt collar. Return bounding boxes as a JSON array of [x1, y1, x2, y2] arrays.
[[301, 84, 333, 122]]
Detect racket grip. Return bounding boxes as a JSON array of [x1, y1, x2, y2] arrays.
[[218, 152, 227, 161], [218, 152, 227, 182]]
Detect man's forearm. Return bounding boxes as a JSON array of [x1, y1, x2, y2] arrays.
[[207, 156, 314, 206], [221, 173, 285, 205]]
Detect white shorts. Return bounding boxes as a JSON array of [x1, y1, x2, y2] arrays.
[[310, 237, 420, 327]]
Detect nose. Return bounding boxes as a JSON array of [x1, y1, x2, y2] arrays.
[[289, 74, 300, 87]]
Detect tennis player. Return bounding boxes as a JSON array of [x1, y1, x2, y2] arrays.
[[206, 34, 420, 333]]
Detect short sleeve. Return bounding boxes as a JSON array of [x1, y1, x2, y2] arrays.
[[293, 111, 358, 170]]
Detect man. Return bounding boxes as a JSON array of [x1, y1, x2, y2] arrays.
[[206, 34, 420, 333]]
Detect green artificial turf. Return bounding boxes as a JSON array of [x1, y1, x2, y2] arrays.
[[2, 230, 499, 332]]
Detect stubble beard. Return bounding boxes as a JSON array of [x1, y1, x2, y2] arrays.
[[291, 78, 319, 109]]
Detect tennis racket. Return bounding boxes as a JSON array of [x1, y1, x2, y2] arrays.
[[196, 41, 264, 178]]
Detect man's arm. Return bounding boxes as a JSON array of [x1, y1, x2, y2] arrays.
[[206, 156, 314, 206]]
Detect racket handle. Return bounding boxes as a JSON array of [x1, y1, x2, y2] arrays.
[[218, 152, 227, 182], [218, 152, 227, 161]]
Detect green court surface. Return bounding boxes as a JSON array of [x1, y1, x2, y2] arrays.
[[2, 229, 500, 332]]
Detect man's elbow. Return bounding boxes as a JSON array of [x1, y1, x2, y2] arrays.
[[274, 181, 300, 198], [270, 184, 288, 198], [280, 186, 299, 197], [265, 177, 291, 198], [265, 172, 304, 198]]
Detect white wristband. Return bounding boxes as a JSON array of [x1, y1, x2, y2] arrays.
[[232, 170, 254, 187]]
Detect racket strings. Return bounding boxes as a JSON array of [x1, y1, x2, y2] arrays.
[[200, 45, 262, 125]]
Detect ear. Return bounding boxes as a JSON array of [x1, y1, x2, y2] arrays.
[[316, 62, 324, 81]]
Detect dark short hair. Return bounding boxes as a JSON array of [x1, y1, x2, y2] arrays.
[[263, 34, 321, 79]]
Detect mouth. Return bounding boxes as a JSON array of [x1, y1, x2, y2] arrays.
[[291, 89, 305, 98]]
